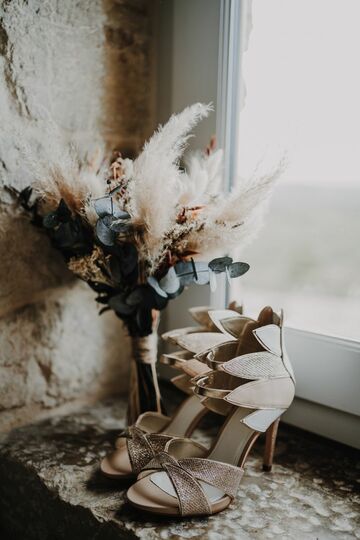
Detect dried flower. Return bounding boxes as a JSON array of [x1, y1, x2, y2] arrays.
[[16, 103, 280, 336], [68, 246, 111, 285]]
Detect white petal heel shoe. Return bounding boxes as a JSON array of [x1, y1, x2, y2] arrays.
[[126, 310, 295, 516]]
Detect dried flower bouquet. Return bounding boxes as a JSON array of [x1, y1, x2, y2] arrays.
[[16, 103, 281, 423]]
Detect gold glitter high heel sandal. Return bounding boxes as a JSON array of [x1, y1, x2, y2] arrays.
[[99, 305, 230, 479], [126, 311, 295, 516], [100, 377, 208, 480]]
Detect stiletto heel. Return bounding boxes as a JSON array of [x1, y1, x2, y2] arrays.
[[263, 418, 280, 472]]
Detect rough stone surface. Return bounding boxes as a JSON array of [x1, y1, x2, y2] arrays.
[[0, 0, 96, 318], [0, 392, 359, 540], [0, 0, 155, 430], [0, 284, 131, 432], [102, 0, 156, 152]]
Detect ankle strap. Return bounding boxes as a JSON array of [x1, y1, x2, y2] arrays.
[[208, 309, 254, 338], [194, 372, 295, 410], [160, 352, 211, 395], [160, 350, 193, 369], [205, 341, 239, 369]]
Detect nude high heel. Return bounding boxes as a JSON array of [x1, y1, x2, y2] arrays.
[[126, 310, 295, 516], [100, 306, 223, 479]]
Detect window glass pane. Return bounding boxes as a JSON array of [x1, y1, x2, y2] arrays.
[[232, 0, 360, 339]]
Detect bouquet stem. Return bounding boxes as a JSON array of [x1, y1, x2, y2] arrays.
[[127, 313, 164, 425]]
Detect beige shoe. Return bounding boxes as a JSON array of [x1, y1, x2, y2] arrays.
[[100, 376, 208, 479], [126, 310, 295, 516], [100, 305, 224, 479]]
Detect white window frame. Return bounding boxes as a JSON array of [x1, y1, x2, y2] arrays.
[[216, 0, 360, 448]]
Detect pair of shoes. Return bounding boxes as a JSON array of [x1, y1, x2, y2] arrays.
[[100, 304, 238, 479], [102, 305, 295, 517]]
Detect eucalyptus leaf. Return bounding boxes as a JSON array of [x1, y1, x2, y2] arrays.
[[109, 256, 122, 284], [126, 286, 145, 306], [119, 243, 138, 276], [159, 267, 180, 295], [147, 276, 168, 298], [166, 284, 184, 300], [95, 295, 109, 305], [108, 293, 135, 315], [208, 256, 233, 273], [110, 220, 131, 233], [99, 306, 111, 315], [126, 285, 155, 308], [175, 261, 209, 286], [228, 262, 250, 278], [43, 212, 58, 229], [94, 196, 113, 218], [95, 217, 116, 246], [19, 186, 33, 209], [57, 199, 72, 222], [113, 208, 130, 220], [88, 281, 113, 293]]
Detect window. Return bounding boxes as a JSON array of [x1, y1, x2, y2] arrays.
[[158, 0, 360, 447], [218, 0, 360, 447], [230, 0, 360, 340]]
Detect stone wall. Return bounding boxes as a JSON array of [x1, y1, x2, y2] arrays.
[[0, 0, 156, 431]]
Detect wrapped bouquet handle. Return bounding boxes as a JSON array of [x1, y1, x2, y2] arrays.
[[128, 311, 162, 425]]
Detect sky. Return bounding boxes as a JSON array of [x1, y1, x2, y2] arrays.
[[237, 0, 360, 188]]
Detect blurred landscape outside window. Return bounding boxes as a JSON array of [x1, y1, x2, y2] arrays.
[[232, 0, 360, 340]]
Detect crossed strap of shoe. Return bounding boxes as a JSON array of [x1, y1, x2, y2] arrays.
[[141, 451, 244, 516], [120, 426, 174, 474]]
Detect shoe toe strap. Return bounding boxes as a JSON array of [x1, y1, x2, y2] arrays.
[[205, 340, 239, 369], [125, 427, 173, 474], [144, 453, 243, 516]]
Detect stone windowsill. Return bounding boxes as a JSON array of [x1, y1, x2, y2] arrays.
[[0, 389, 358, 540]]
